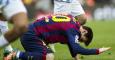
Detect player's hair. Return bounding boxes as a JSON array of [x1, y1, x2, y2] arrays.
[[82, 26, 93, 46]]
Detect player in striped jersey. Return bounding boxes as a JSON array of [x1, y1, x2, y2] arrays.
[[5, 15, 110, 60]]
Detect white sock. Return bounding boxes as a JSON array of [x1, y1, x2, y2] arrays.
[[0, 20, 13, 51]]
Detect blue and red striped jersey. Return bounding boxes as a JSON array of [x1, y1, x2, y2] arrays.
[[21, 16, 99, 57], [32, 16, 81, 44]]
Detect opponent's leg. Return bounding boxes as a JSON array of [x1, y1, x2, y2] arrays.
[[0, 20, 13, 51]]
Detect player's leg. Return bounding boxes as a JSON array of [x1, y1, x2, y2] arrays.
[[71, 0, 87, 25], [0, 0, 28, 48], [4, 41, 48, 60], [53, 0, 87, 25], [75, 14, 87, 25], [4, 47, 55, 60], [18, 35, 48, 60], [0, 20, 14, 60], [0, 20, 13, 51], [4, 50, 46, 60], [4, 12, 28, 43]]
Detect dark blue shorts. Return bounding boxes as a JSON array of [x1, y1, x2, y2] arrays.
[[20, 34, 47, 60], [20, 34, 54, 57]]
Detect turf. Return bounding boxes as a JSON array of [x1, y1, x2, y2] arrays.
[[0, 20, 115, 60]]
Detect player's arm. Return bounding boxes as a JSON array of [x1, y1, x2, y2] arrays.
[[67, 35, 110, 57]]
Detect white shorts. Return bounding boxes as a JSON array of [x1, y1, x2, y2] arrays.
[[54, 0, 85, 16], [0, 0, 27, 20]]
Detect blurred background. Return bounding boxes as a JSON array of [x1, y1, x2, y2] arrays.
[[22, 0, 115, 20]]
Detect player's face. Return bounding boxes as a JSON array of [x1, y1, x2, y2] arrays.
[[79, 26, 88, 42]]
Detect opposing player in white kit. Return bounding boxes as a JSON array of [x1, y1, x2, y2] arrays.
[[54, 0, 87, 25], [0, 0, 28, 49]]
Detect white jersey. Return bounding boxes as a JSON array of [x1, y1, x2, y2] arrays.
[[0, 0, 27, 20], [54, 0, 85, 16]]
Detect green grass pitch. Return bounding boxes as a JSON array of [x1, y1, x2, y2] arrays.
[[0, 20, 115, 60]]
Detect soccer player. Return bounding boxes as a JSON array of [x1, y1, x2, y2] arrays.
[[0, 0, 28, 48], [35, 0, 86, 25], [51, 0, 87, 55], [54, 0, 87, 25], [5, 15, 110, 60], [35, 0, 87, 54]]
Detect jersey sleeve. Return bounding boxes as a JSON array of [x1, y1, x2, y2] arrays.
[[67, 34, 99, 57], [2, 0, 27, 20]]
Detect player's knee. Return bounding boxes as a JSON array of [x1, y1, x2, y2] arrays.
[[79, 17, 87, 25], [75, 14, 87, 25], [10, 12, 29, 33], [18, 24, 28, 33], [14, 23, 28, 35]]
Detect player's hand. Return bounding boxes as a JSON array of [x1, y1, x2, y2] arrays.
[[99, 47, 111, 53], [75, 54, 81, 60]]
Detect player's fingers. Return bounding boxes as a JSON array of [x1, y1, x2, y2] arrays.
[[105, 47, 111, 51], [99, 47, 111, 53]]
